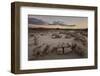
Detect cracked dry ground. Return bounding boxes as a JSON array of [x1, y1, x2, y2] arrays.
[[28, 29, 88, 60]]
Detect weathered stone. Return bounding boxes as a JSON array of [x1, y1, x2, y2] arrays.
[[64, 47, 72, 54], [56, 48, 63, 55]]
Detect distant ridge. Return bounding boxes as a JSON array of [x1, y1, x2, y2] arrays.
[[28, 24, 87, 30]]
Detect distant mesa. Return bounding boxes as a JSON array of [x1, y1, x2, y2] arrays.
[[28, 18, 47, 25]]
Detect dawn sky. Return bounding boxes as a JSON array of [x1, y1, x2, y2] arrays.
[[28, 15, 88, 28]]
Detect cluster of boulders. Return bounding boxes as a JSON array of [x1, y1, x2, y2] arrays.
[[31, 42, 73, 58], [31, 42, 87, 59]]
